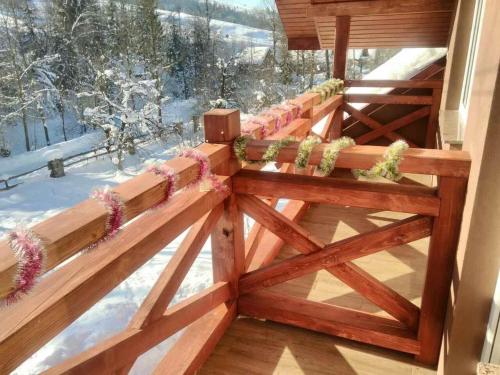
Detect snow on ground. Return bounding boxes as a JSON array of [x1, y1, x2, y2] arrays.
[[157, 10, 272, 47], [1, 98, 199, 181]]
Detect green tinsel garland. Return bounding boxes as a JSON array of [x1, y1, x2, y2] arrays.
[[234, 135, 408, 181], [295, 135, 322, 169], [233, 135, 295, 164], [317, 136, 355, 176], [308, 78, 345, 104], [353, 140, 409, 181]]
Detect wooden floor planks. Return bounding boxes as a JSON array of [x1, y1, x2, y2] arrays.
[[200, 190, 435, 374]]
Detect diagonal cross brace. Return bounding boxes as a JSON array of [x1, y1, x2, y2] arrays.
[[237, 194, 429, 331]]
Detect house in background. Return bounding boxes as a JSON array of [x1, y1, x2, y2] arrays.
[[0, 1, 499, 374]]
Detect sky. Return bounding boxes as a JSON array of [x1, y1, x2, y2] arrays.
[[215, 0, 266, 9]]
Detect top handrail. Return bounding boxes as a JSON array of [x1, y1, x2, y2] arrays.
[[345, 79, 443, 89]]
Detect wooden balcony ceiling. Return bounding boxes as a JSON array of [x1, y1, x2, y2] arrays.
[[276, 0, 455, 50]]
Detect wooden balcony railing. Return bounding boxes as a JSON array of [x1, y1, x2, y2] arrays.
[[0, 83, 470, 374]]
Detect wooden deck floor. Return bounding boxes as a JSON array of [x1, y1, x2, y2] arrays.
[[200, 177, 436, 374]]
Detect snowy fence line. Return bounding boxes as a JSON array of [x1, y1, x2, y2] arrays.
[[0, 135, 150, 190]]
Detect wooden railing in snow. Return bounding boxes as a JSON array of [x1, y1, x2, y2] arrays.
[[0, 84, 469, 374]]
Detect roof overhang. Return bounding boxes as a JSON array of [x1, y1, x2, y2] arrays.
[[276, 0, 456, 50]]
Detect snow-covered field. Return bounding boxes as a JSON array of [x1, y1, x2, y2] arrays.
[[157, 10, 272, 47]]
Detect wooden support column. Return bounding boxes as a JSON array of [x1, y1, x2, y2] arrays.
[[425, 88, 443, 149], [416, 176, 468, 365], [203, 109, 245, 294], [333, 16, 350, 80], [331, 104, 344, 139]]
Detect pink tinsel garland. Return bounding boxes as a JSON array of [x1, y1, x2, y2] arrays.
[[91, 187, 125, 239], [263, 110, 282, 133], [147, 164, 177, 204], [179, 149, 227, 194], [1, 228, 45, 306]]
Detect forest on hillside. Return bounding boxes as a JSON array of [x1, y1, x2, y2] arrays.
[[0, 0, 398, 169]]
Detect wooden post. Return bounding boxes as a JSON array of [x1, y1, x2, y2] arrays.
[[416, 176, 468, 365], [425, 88, 443, 148], [331, 104, 344, 139], [334, 16, 350, 80], [203, 109, 245, 295]]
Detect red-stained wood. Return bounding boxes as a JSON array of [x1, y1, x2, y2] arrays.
[[331, 105, 344, 139], [345, 94, 433, 105], [212, 195, 245, 294], [327, 262, 421, 332], [204, 109, 240, 143], [333, 16, 350, 79], [238, 291, 420, 354], [425, 88, 443, 148], [236, 191, 420, 331], [345, 80, 443, 89], [44, 283, 232, 375], [0, 181, 230, 375], [342, 103, 418, 146], [243, 140, 472, 177], [0, 142, 231, 300], [417, 176, 468, 365], [152, 302, 236, 375], [355, 106, 431, 145], [128, 207, 224, 330], [311, 95, 343, 124], [246, 200, 310, 272], [233, 170, 440, 216], [239, 215, 432, 295], [236, 194, 325, 254]]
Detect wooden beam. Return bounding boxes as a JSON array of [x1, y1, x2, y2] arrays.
[[243, 140, 471, 177], [44, 283, 232, 374], [355, 106, 431, 145], [0, 181, 230, 374], [345, 79, 443, 89], [333, 16, 350, 79], [287, 37, 321, 50], [212, 195, 245, 294], [233, 170, 440, 216], [345, 94, 434, 105], [307, 0, 454, 17], [128, 207, 223, 330], [238, 291, 420, 354], [417, 176, 468, 365], [237, 194, 324, 254], [239, 215, 432, 295], [343, 102, 414, 145], [311, 95, 343, 124], [235, 191, 421, 330], [152, 302, 236, 375], [425, 88, 443, 148], [331, 105, 343, 139], [0, 142, 231, 300], [328, 262, 420, 332], [246, 200, 310, 272]]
